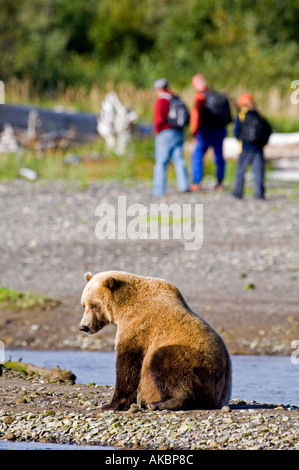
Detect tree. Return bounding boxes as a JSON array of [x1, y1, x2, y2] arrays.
[[0, 0, 299, 91]]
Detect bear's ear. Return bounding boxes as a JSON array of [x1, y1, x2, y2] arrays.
[[84, 272, 93, 283], [103, 277, 120, 291]]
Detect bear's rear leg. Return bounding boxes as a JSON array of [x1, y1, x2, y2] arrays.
[[148, 345, 197, 411]]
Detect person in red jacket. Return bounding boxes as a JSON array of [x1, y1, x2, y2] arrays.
[[152, 78, 189, 196], [189, 74, 208, 137], [189, 74, 228, 191]]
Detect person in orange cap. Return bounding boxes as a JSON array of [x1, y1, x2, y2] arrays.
[[189, 74, 232, 191], [238, 93, 254, 108], [232, 93, 272, 200]]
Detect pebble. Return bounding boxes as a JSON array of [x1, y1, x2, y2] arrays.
[[127, 404, 142, 414], [15, 397, 28, 404], [221, 405, 231, 413]]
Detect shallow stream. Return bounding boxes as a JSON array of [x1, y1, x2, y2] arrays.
[[4, 349, 299, 406]]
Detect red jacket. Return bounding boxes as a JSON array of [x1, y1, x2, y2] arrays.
[[190, 90, 207, 136], [153, 90, 173, 134]]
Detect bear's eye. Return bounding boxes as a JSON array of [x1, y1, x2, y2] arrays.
[[90, 304, 97, 310]]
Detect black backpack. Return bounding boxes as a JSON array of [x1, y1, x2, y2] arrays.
[[202, 90, 232, 128], [166, 94, 190, 129], [239, 110, 272, 147]]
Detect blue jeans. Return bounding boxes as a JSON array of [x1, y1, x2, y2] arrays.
[[191, 127, 227, 184], [233, 149, 265, 199], [152, 129, 189, 196]]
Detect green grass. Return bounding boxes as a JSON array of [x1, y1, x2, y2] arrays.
[[0, 286, 61, 310], [0, 135, 240, 186], [268, 116, 299, 133], [0, 137, 157, 184]]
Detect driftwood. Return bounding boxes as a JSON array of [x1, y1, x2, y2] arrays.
[[0, 104, 99, 154], [0, 95, 139, 155], [3, 359, 76, 384], [0, 104, 98, 136], [97, 91, 138, 155], [1, 102, 299, 164]]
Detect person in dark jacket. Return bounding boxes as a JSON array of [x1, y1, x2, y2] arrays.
[[232, 93, 272, 200]]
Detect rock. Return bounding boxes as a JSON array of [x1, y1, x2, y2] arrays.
[[15, 397, 28, 404], [3, 416, 15, 424], [109, 421, 121, 429], [44, 410, 55, 417], [221, 405, 231, 413], [234, 400, 246, 406], [208, 439, 218, 448], [127, 404, 142, 414], [223, 417, 233, 425], [18, 167, 38, 181], [245, 283, 255, 290]]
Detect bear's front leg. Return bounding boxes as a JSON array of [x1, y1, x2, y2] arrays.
[[101, 346, 143, 411]]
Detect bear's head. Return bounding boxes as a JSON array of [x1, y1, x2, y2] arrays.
[[79, 271, 127, 334]]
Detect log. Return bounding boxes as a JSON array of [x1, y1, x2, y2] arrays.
[[3, 359, 76, 384], [0, 104, 98, 137]]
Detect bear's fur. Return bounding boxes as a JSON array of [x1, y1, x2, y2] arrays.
[[80, 271, 232, 411]]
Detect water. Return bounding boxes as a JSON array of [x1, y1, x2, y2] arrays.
[[2, 350, 298, 450], [0, 440, 106, 450], [5, 349, 116, 386], [4, 349, 299, 406], [230, 355, 298, 405]]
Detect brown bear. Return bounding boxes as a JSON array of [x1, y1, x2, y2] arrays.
[[80, 271, 232, 411]]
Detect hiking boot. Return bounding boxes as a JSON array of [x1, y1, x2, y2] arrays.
[[189, 184, 201, 192]]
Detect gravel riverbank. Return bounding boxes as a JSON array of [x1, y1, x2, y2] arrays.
[[0, 178, 299, 451], [0, 368, 298, 450], [0, 178, 298, 354]]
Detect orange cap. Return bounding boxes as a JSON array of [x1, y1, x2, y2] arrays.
[[239, 93, 253, 107], [192, 74, 208, 91]]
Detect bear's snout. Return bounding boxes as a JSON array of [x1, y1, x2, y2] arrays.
[[79, 309, 110, 334], [79, 324, 90, 333]]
